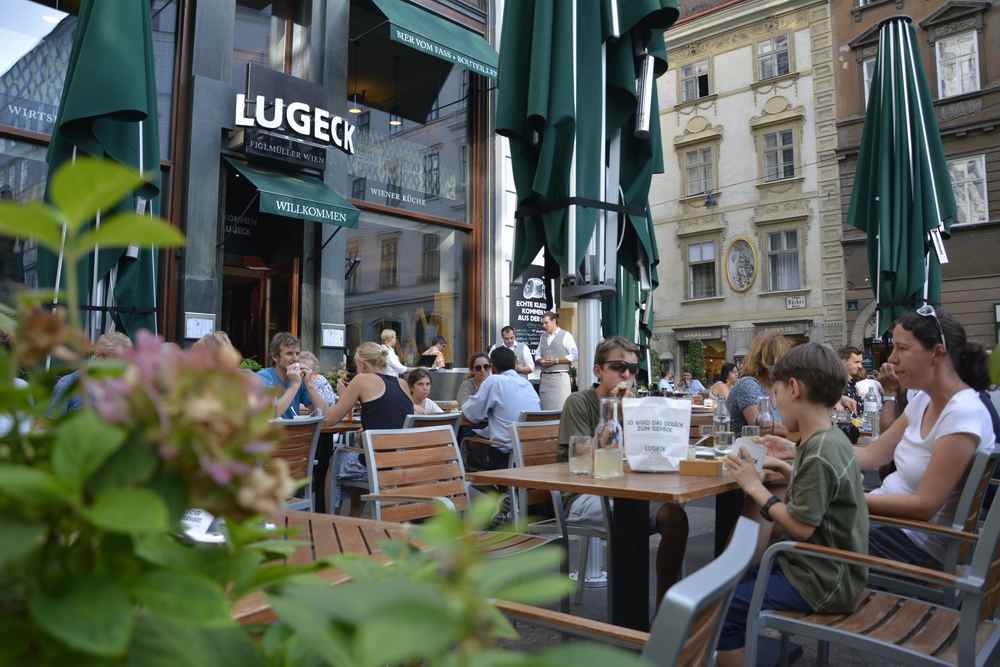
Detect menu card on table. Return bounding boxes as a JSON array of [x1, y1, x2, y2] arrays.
[[622, 397, 692, 472]]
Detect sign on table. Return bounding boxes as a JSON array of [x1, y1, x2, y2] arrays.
[[622, 397, 692, 472]]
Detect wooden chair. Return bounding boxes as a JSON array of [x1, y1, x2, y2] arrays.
[[510, 420, 609, 607], [270, 415, 324, 512], [360, 425, 552, 557], [497, 517, 759, 665], [518, 409, 562, 422], [403, 411, 462, 435], [869, 448, 1000, 607], [689, 412, 714, 445], [744, 484, 1000, 667]]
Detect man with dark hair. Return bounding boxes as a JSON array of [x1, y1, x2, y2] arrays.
[[535, 310, 577, 410], [837, 345, 864, 414], [491, 325, 534, 376], [257, 331, 325, 419], [461, 345, 540, 470]]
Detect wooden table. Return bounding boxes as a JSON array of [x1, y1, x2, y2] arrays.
[[232, 511, 412, 624], [321, 421, 363, 435], [469, 463, 742, 631]]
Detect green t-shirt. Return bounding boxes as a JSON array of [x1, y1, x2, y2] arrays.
[[557, 388, 600, 459], [778, 426, 869, 613]]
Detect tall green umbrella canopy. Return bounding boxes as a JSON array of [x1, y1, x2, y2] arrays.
[[39, 0, 161, 338], [847, 16, 954, 337]]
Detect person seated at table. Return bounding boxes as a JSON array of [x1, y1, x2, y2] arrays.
[[456, 353, 491, 407], [257, 332, 326, 419], [298, 350, 337, 408], [717, 343, 868, 667], [49, 331, 133, 417], [379, 328, 408, 377], [558, 336, 692, 602], [727, 334, 792, 434], [422, 336, 448, 369], [461, 346, 540, 471], [709, 362, 737, 400], [852, 309, 995, 568], [407, 368, 443, 415], [326, 342, 413, 431], [657, 368, 674, 393]]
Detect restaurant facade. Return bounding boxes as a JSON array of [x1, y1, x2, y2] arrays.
[[0, 0, 500, 370]]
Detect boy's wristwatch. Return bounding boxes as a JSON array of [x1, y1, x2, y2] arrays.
[[760, 495, 782, 522]]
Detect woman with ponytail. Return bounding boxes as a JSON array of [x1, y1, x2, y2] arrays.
[[856, 307, 995, 566], [324, 341, 413, 431]]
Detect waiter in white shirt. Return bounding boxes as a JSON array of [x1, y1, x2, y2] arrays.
[[534, 311, 577, 411], [379, 329, 408, 377], [490, 326, 534, 376]]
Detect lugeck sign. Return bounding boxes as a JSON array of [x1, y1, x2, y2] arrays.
[[235, 93, 358, 155]]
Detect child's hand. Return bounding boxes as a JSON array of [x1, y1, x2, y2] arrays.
[[762, 455, 792, 483], [724, 448, 762, 490], [761, 435, 796, 460]]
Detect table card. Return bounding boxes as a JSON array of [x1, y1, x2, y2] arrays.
[[622, 397, 692, 472]]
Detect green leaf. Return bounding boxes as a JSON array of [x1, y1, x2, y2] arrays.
[[0, 465, 69, 506], [468, 494, 502, 531], [88, 433, 160, 496], [267, 588, 354, 667], [28, 577, 134, 657], [535, 642, 651, 667], [357, 605, 462, 667], [469, 546, 564, 597], [0, 201, 65, 252], [126, 611, 265, 667], [52, 411, 127, 490], [70, 213, 184, 260], [480, 603, 520, 641], [247, 539, 309, 559], [494, 574, 575, 605], [50, 157, 145, 231], [83, 487, 168, 534], [130, 571, 231, 626], [0, 516, 47, 566]]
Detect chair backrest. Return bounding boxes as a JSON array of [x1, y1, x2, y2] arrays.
[[363, 425, 469, 523], [950, 448, 1000, 565], [270, 416, 324, 506], [964, 481, 1000, 622], [510, 420, 561, 517], [689, 413, 714, 444], [403, 411, 462, 434], [518, 409, 562, 423], [642, 517, 759, 666]]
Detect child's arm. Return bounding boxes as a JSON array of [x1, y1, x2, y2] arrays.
[[725, 449, 816, 541]]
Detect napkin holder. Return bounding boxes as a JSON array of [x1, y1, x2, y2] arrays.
[[679, 458, 724, 476]]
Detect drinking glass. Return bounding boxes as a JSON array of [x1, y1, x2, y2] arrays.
[[714, 430, 734, 453], [569, 435, 594, 475], [741, 425, 760, 439], [698, 424, 715, 445], [756, 397, 774, 437]]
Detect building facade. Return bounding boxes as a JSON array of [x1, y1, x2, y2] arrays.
[[832, 0, 1000, 352], [0, 0, 500, 373], [649, 0, 845, 381]]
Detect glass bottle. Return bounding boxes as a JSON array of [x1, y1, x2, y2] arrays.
[[593, 397, 625, 479]]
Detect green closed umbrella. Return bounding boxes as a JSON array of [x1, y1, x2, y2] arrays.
[[40, 0, 161, 338], [847, 16, 954, 337]]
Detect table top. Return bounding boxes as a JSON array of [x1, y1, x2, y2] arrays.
[[322, 421, 363, 434], [469, 462, 739, 503]]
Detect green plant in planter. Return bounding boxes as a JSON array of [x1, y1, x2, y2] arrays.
[[0, 159, 649, 666], [240, 357, 264, 373]]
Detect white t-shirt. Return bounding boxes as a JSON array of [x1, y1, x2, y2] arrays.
[[417, 397, 444, 414], [870, 388, 996, 562]]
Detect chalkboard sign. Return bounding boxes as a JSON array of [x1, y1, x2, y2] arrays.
[[509, 265, 549, 353]]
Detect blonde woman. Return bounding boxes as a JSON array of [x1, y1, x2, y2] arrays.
[[726, 334, 792, 434], [379, 328, 408, 377], [324, 342, 413, 431]]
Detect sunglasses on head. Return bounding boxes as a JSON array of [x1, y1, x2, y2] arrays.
[[915, 304, 947, 354], [473, 364, 490, 371], [604, 361, 639, 375]]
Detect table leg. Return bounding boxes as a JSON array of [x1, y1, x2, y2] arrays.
[[609, 498, 650, 631], [715, 489, 744, 556]]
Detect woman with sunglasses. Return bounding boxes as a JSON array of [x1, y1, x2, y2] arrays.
[[457, 353, 491, 407], [857, 308, 995, 567]]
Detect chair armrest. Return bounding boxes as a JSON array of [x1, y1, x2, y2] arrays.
[[360, 494, 456, 512], [870, 514, 978, 542], [494, 600, 649, 650], [462, 435, 493, 449]]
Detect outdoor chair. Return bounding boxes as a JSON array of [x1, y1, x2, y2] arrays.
[[360, 425, 552, 558], [270, 415, 324, 512], [496, 517, 759, 665], [689, 412, 714, 444], [403, 411, 462, 435], [744, 480, 1000, 667], [510, 420, 610, 608], [517, 409, 563, 422], [869, 448, 1000, 607]]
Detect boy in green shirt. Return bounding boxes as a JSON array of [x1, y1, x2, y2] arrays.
[[717, 343, 869, 667]]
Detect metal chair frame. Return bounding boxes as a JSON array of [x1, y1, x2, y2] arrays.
[[270, 415, 324, 512]]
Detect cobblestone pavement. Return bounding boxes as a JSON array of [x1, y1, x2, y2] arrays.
[[503, 499, 905, 667]]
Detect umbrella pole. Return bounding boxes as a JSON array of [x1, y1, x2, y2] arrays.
[[90, 210, 102, 340], [47, 146, 77, 371], [874, 232, 881, 339]]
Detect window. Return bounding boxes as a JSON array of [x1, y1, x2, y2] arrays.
[[948, 154, 989, 225], [379, 236, 398, 288], [346, 239, 360, 293], [685, 146, 714, 196], [863, 57, 876, 107], [687, 241, 717, 299], [357, 111, 370, 138], [763, 129, 795, 181], [681, 60, 710, 102], [421, 234, 440, 283], [424, 151, 440, 198], [351, 177, 366, 200], [767, 230, 800, 291], [233, 0, 313, 93], [426, 97, 440, 122], [936, 31, 979, 98], [757, 35, 790, 80]]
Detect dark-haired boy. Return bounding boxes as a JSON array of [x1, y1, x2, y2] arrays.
[[716, 343, 869, 667]]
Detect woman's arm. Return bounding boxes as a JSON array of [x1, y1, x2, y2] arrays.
[[742, 404, 759, 428], [323, 375, 368, 426], [854, 412, 907, 470], [866, 432, 978, 520]]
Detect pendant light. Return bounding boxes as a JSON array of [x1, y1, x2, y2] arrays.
[[388, 56, 402, 126], [348, 39, 363, 114]]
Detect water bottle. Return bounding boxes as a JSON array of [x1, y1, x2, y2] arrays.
[[713, 397, 731, 434], [593, 397, 625, 479], [862, 386, 881, 437]]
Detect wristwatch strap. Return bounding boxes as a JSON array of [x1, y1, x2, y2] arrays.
[[760, 495, 782, 522]]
